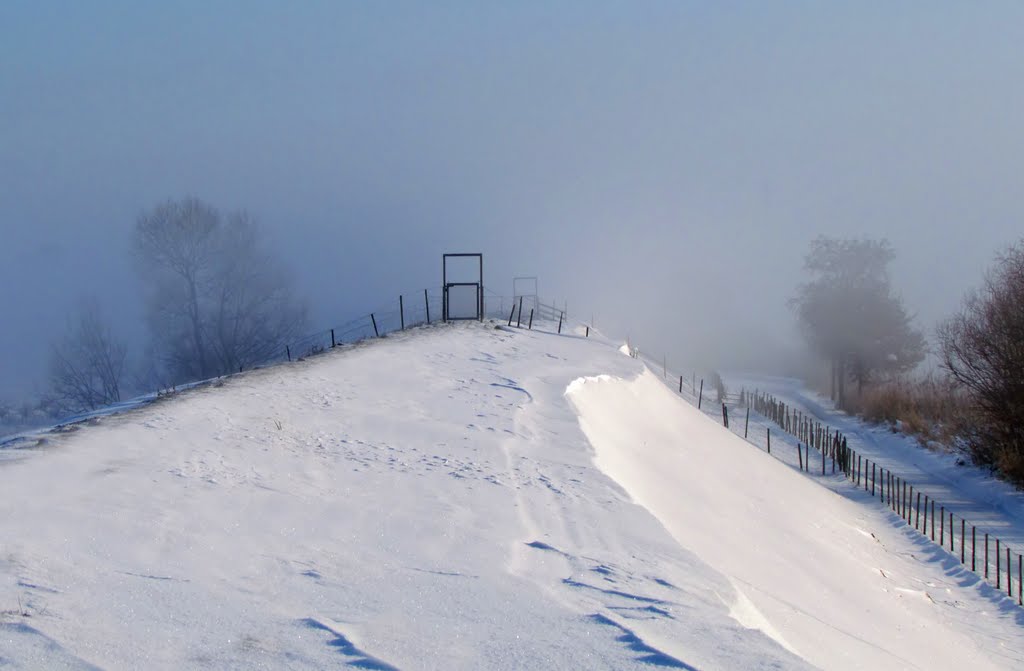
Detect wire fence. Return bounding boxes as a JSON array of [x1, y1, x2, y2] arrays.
[[632, 348, 1024, 610], [1, 286, 595, 448]]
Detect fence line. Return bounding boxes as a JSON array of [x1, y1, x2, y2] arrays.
[[714, 384, 1023, 607]]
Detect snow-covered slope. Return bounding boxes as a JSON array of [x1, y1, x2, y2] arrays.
[[1, 321, 1021, 669]]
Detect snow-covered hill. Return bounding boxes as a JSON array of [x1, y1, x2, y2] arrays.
[[1, 321, 1022, 669]]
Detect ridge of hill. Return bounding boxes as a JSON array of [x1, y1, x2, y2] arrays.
[[1, 320, 1021, 669]]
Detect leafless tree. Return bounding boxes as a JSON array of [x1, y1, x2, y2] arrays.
[[48, 301, 128, 413], [938, 242, 1024, 482], [134, 197, 308, 383]]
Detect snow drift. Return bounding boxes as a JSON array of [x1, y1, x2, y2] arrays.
[[0, 321, 1021, 669]]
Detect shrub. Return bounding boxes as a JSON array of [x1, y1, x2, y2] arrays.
[[938, 241, 1024, 484]]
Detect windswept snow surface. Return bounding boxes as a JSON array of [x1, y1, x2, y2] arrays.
[[2, 322, 805, 670], [1, 322, 1021, 669], [566, 370, 1024, 670], [729, 373, 1024, 563]]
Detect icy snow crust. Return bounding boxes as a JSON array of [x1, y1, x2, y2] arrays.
[[0, 321, 1020, 669]]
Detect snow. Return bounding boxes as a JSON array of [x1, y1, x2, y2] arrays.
[[1, 320, 1022, 669], [727, 373, 1024, 571], [567, 369, 1024, 669]]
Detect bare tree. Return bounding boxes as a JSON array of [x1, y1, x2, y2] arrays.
[[134, 197, 307, 383], [938, 242, 1024, 482], [48, 301, 128, 413], [791, 237, 925, 407]]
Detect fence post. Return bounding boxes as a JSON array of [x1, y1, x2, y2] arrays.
[[722, 404, 729, 428], [507, 304, 516, 326], [961, 519, 966, 563], [950, 512, 954, 553], [997, 539, 1001, 588], [679, 376, 683, 393], [286, 345, 291, 362], [821, 445, 825, 475], [528, 308, 534, 330], [1018, 554, 1022, 605], [985, 534, 989, 579], [872, 463, 876, 496], [797, 443, 803, 470], [1008, 547, 1013, 597], [972, 526, 976, 572], [585, 326, 589, 337], [744, 407, 750, 439], [558, 311, 563, 333], [940, 506, 945, 546], [371, 313, 379, 337], [698, 379, 704, 409], [915, 491, 921, 529], [331, 329, 336, 348], [517, 297, 523, 328], [400, 295, 405, 330], [1003, 553, 1011, 598], [425, 289, 431, 324], [767, 427, 771, 454]]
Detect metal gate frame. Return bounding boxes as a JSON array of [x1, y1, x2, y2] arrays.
[[442, 253, 484, 321]]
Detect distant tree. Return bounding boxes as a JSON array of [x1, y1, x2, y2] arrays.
[[48, 300, 127, 413], [938, 242, 1024, 482], [134, 197, 307, 382], [791, 237, 925, 407]]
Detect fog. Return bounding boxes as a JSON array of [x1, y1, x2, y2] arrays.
[[3, 2, 1024, 402]]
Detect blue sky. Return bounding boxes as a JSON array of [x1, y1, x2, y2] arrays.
[[2, 2, 1024, 396]]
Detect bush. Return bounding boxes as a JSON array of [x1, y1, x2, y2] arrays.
[[846, 375, 972, 449], [710, 371, 727, 405], [938, 242, 1024, 484]]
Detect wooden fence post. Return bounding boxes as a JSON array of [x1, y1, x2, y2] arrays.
[[797, 443, 803, 470], [371, 313, 379, 337], [557, 311, 563, 333], [961, 519, 966, 563], [517, 297, 523, 328], [507, 304, 515, 326], [997, 539, 1001, 588], [985, 534, 989, 579], [822, 446, 825, 475], [331, 329, 336, 348], [972, 526, 976, 571], [1007, 547, 1012, 597], [425, 289, 431, 324], [698, 379, 704, 409], [286, 345, 291, 362], [679, 376, 683, 393], [722, 404, 729, 428], [940, 506, 945, 545], [930, 500, 935, 540], [528, 308, 534, 330], [767, 428, 771, 454], [744, 406, 750, 439], [399, 295, 405, 330]]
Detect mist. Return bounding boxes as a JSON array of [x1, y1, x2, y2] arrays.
[[3, 2, 1023, 404]]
